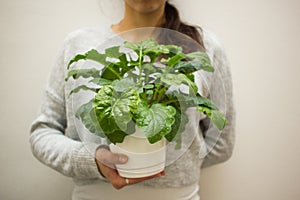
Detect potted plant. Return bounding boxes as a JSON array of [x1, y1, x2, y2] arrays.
[[66, 38, 226, 178]]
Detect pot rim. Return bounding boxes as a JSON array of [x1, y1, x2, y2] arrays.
[[110, 142, 166, 155]]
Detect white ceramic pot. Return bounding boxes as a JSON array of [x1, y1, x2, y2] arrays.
[[109, 128, 166, 178]]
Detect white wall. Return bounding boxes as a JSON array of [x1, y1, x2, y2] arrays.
[[1, 0, 299, 199]]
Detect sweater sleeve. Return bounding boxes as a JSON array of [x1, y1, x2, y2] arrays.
[[200, 31, 236, 168], [29, 37, 104, 180]]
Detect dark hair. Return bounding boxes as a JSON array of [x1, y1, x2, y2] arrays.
[[159, 1, 205, 52]]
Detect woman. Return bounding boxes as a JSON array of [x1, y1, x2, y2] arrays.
[[30, 0, 235, 199]]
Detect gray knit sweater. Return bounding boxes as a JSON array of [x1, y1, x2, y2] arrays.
[[29, 25, 235, 188]]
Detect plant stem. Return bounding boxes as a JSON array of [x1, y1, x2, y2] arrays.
[[156, 86, 168, 102], [151, 84, 163, 104], [161, 99, 179, 106], [137, 48, 143, 86], [107, 65, 122, 79]]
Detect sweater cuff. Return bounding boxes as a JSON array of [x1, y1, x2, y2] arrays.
[[71, 142, 107, 180]]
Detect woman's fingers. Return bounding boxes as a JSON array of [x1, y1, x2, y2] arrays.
[[96, 147, 128, 168], [124, 170, 165, 185], [96, 161, 126, 189]]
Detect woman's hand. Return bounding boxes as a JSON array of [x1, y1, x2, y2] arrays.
[[95, 147, 164, 190]]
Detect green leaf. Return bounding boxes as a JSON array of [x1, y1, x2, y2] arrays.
[[124, 39, 169, 62], [211, 110, 226, 130], [167, 53, 186, 67], [101, 63, 122, 80], [93, 85, 140, 136], [113, 78, 135, 92], [111, 88, 140, 130], [65, 68, 101, 81], [142, 63, 156, 73], [123, 41, 140, 53], [134, 103, 176, 144], [105, 130, 128, 144], [93, 115, 120, 135], [186, 73, 195, 82], [69, 85, 98, 96], [164, 45, 183, 55], [197, 106, 226, 130], [166, 91, 226, 130], [144, 46, 169, 62], [160, 73, 198, 94], [173, 60, 214, 74], [144, 84, 154, 89], [67, 49, 107, 69], [102, 120, 136, 144], [89, 78, 112, 86], [75, 100, 105, 137], [186, 51, 210, 61], [185, 52, 214, 72], [184, 95, 219, 110], [105, 46, 123, 58], [146, 90, 154, 95], [93, 85, 118, 133], [165, 108, 189, 143]]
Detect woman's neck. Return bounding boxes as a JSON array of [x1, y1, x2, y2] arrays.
[[112, 2, 166, 34]]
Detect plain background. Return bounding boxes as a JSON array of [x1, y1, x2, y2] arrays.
[[1, 0, 300, 199]]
